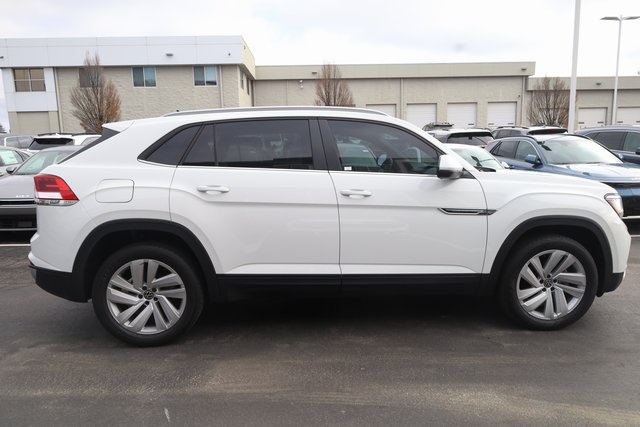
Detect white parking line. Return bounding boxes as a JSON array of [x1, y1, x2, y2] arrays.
[[0, 244, 30, 247], [631, 235, 640, 239]]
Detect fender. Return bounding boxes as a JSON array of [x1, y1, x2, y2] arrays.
[[484, 215, 615, 296], [71, 219, 218, 301]]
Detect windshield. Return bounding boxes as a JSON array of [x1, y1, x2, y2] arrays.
[[451, 146, 504, 171], [14, 149, 75, 175], [540, 136, 621, 165]]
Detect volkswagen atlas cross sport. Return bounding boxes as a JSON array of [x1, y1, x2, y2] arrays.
[[29, 107, 631, 346]]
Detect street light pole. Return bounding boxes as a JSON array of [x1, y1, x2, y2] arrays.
[[601, 15, 640, 125]]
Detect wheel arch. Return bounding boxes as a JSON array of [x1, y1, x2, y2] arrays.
[[486, 216, 613, 297], [71, 219, 218, 302]]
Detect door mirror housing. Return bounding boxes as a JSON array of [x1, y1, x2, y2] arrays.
[[5, 165, 17, 175], [525, 154, 542, 165], [437, 154, 464, 179]]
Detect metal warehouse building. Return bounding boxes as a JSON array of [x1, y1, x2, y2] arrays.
[[1, 35, 639, 134]]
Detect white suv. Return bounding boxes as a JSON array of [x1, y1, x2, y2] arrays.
[[29, 107, 631, 346]]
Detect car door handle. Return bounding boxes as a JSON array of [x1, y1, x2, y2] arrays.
[[196, 185, 230, 194], [340, 189, 372, 199]]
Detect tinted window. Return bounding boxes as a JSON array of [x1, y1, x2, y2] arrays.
[[216, 120, 313, 169], [28, 137, 74, 150], [623, 132, 640, 154], [515, 141, 538, 160], [183, 125, 214, 165], [146, 126, 200, 165], [328, 120, 439, 175], [591, 131, 624, 150], [491, 139, 518, 158]]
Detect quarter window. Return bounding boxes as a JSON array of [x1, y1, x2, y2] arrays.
[[194, 66, 217, 86], [146, 126, 200, 165], [14, 68, 45, 92], [327, 120, 439, 175], [133, 67, 156, 87]]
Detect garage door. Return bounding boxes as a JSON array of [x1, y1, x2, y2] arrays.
[[578, 108, 607, 128], [447, 103, 476, 128], [487, 102, 516, 127], [406, 104, 437, 128], [617, 107, 640, 125], [366, 104, 396, 117]]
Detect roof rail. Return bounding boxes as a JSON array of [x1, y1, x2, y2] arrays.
[[162, 106, 389, 117]]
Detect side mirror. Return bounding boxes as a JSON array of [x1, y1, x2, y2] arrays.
[[524, 154, 541, 165], [634, 148, 640, 155], [437, 154, 464, 179], [5, 165, 17, 175]]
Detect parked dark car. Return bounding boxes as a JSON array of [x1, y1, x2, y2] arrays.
[[492, 125, 567, 140], [576, 126, 640, 164], [0, 146, 80, 231], [487, 134, 640, 219]]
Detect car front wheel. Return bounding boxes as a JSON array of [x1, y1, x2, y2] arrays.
[[499, 235, 598, 330], [92, 243, 204, 346]]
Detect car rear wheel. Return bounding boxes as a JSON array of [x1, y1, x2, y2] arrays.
[[92, 243, 204, 346], [499, 235, 597, 330]]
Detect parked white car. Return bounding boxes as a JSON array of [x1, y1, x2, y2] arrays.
[[29, 107, 631, 346]]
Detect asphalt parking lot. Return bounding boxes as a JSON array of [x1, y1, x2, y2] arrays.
[[1, 231, 640, 426]]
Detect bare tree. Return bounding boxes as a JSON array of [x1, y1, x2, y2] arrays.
[[527, 77, 570, 127], [314, 63, 354, 107], [70, 53, 121, 133]]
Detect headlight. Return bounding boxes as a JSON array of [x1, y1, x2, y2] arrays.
[[605, 193, 624, 218]]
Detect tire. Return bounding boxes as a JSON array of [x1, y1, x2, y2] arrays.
[[92, 243, 204, 346], [498, 234, 598, 330]]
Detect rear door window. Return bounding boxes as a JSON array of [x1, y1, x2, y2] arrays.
[[213, 120, 314, 169]]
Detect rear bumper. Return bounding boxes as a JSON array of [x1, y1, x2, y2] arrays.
[[29, 263, 88, 302]]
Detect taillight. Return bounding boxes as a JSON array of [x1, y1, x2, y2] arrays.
[[34, 174, 78, 206]]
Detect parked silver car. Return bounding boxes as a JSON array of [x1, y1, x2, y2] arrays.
[[0, 146, 80, 231]]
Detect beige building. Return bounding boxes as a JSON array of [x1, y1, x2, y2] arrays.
[[1, 36, 639, 134]]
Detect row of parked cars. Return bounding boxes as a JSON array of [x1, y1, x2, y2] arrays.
[[0, 133, 99, 231], [423, 123, 640, 220]]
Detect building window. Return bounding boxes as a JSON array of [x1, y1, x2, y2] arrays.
[[194, 66, 217, 86], [133, 67, 156, 87], [247, 78, 251, 95], [240, 71, 245, 90], [14, 68, 45, 92]]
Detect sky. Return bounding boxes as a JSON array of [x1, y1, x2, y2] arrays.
[[1, 0, 640, 132]]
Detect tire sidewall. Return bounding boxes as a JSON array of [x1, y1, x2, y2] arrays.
[[92, 243, 204, 346], [499, 235, 598, 330]]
